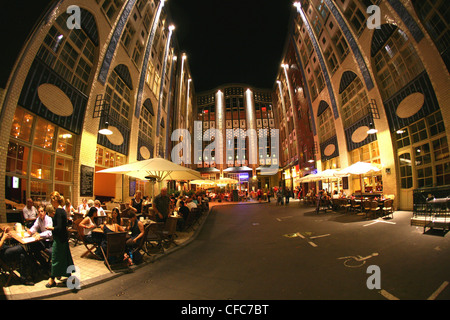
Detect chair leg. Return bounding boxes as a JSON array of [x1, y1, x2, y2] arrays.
[[100, 247, 113, 273]]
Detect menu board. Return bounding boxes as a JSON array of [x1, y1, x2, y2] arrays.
[[80, 165, 94, 197]]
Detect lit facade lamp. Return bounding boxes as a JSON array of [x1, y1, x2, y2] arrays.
[[93, 94, 113, 135], [367, 122, 378, 134]]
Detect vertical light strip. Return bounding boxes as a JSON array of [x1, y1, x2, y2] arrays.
[[216, 90, 225, 167], [245, 89, 257, 165], [282, 64, 300, 154], [177, 54, 186, 130], [134, 0, 165, 118], [277, 80, 291, 160], [156, 24, 174, 138], [186, 78, 192, 129], [164, 55, 177, 159]]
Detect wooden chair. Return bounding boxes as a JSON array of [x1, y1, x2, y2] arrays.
[[100, 231, 128, 272], [331, 199, 341, 211], [369, 201, 381, 219], [143, 222, 165, 254], [382, 199, 394, 219], [68, 218, 83, 247], [350, 199, 361, 213], [131, 223, 152, 261], [362, 200, 372, 218], [159, 217, 178, 248], [76, 222, 102, 260], [341, 199, 351, 213], [0, 258, 20, 287]]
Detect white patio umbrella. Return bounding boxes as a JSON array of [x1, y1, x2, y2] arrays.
[[215, 178, 238, 186], [189, 179, 215, 185], [96, 158, 197, 181], [336, 162, 381, 194], [96, 158, 201, 198]]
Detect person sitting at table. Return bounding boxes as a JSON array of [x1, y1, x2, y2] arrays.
[[177, 201, 190, 231], [23, 198, 38, 228], [27, 205, 53, 273], [94, 200, 106, 217], [125, 212, 144, 263], [79, 207, 102, 245], [175, 196, 183, 209], [111, 207, 123, 226], [63, 198, 75, 222], [120, 201, 134, 219], [78, 198, 88, 214], [0, 227, 35, 285], [186, 197, 198, 211], [98, 212, 125, 261]]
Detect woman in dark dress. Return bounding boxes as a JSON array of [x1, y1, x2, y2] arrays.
[[45, 191, 74, 288]]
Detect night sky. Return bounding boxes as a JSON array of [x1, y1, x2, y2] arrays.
[[0, 0, 294, 93], [167, 0, 294, 93]]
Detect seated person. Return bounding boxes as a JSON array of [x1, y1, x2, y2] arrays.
[[120, 202, 134, 218], [63, 198, 75, 222], [78, 198, 89, 215], [0, 227, 34, 285], [94, 200, 106, 216], [79, 207, 102, 245], [176, 201, 190, 231], [23, 198, 38, 228], [27, 205, 53, 271], [125, 212, 145, 263], [186, 198, 197, 211], [111, 207, 123, 226], [98, 212, 125, 261]]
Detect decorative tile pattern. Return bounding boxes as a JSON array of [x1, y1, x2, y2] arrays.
[[324, 0, 375, 92], [386, 0, 424, 43], [98, 0, 137, 85], [18, 58, 87, 135], [295, 7, 340, 120]]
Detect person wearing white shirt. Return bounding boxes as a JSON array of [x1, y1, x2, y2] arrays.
[[27, 205, 53, 272], [78, 198, 88, 214], [94, 200, 105, 216], [23, 198, 38, 228], [186, 198, 197, 211]]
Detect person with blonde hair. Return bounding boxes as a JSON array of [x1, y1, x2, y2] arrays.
[[45, 191, 74, 288]]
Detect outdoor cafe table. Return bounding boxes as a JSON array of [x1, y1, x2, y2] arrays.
[[0, 223, 41, 246]]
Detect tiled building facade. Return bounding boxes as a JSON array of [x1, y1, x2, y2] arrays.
[[276, 0, 449, 210], [1, 0, 449, 220], [1, 0, 194, 220]]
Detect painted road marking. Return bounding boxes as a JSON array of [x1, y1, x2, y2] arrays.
[[379, 281, 449, 300], [284, 232, 330, 247], [427, 281, 449, 300], [363, 219, 396, 227], [276, 216, 293, 222], [379, 289, 400, 300]]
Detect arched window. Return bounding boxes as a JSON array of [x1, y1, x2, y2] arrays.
[[412, 0, 450, 71], [371, 24, 425, 100], [36, 9, 99, 94], [339, 71, 369, 128], [139, 99, 154, 145], [104, 65, 133, 126], [317, 101, 336, 143]]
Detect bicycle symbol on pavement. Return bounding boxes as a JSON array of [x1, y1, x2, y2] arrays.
[[338, 253, 379, 268]]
